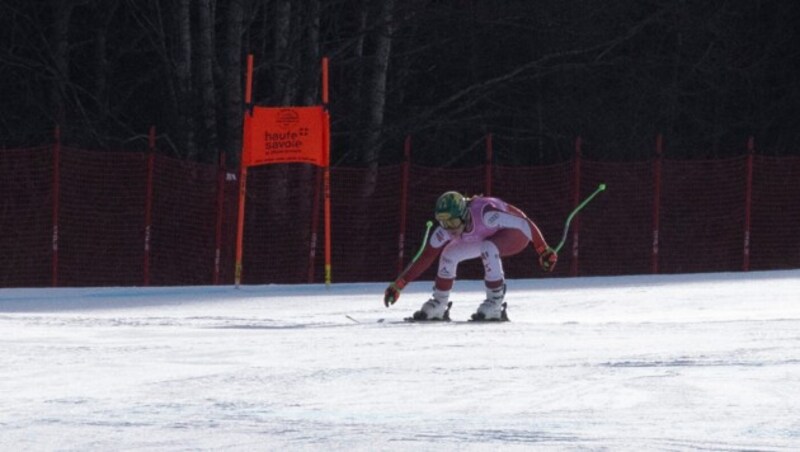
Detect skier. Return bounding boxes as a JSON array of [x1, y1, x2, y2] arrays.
[[383, 191, 558, 321]]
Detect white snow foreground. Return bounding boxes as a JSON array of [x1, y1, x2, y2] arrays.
[[1, 270, 799, 450]]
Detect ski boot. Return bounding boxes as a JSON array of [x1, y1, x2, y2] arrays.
[[471, 284, 509, 322], [410, 288, 451, 321]]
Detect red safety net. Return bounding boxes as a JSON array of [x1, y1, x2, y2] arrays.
[[750, 155, 800, 270], [659, 157, 746, 274], [493, 163, 573, 279], [241, 164, 320, 284], [325, 166, 405, 283], [58, 147, 147, 286], [149, 155, 220, 285], [1, 145, 799, 287], [0, 147, 52, 287], [579, 160, 654, 276]]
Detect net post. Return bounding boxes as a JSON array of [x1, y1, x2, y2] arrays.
[[308, 167, 323, 283], [485, 133, 493, 196], [143, 126, 156, 286], [52, 125, 61, 287], [652, 133, 663, 274], [213, 151, 226, 285], [398, 135, 411, 275], [570, 136, 582, 277], [743, 136, 755, 271]]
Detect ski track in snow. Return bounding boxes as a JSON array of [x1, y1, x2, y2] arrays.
[[1, 270, 799, 450]]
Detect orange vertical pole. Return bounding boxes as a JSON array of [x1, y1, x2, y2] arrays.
[[743, 136, 755, 271], [398, 135, 411, 275], [570, 136, 582, 277], [322, 56, 329, 108], [323, 116, 332, 286], [244, 54, 253, 108], [322, 56, 332, 286], [143, 126, 155, 286], [52, 126, 61, 287], [485, 133, 493, 196], [652, 134, 663, 274], [235, 54, 254, 287], [235, 166, 247, 286]]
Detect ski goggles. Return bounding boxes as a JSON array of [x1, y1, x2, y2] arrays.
[[436, 214, 464, 230]]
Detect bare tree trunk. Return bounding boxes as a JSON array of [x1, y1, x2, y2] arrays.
[[90, 1, 118, 128], [360, 0, 395, 204], [267, 0, 293, 222], [175, 0, 195, 159], [222, 0, 246, 167], [354, 0, 395, 264], [272, 0, 292, 106], [362, 0, 395, 168], [49, 0, 75, 128], [196, 0, 218, 162], [299, 0, 322, 272], [354, 2, 368, 97], [349, 2, 368, 130], [302, 0, 321, 107]]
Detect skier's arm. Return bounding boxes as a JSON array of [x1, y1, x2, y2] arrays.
[[397, 242, 442, 285], [487, 205, 558, 272], [384, 230, 447, 307], [486, 206, 549, 253]]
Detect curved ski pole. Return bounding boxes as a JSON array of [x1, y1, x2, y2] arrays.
[[384, 220, 433, 308], [387, 220, 433, 298], [553, 183, 606, 254], [411, 221, 434, 263], [393, 220, 433, 282]]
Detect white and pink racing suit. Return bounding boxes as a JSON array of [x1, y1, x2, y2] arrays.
[[400, 196, 550, 291]]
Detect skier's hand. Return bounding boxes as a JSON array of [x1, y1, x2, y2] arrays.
[[384, 279, 406, 307], [539, 248, 557, 272]]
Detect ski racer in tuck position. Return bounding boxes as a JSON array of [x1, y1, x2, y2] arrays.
[[383, 191, 558, 321]]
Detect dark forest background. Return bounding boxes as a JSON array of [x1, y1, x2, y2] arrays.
[[2, 0, 799, 168]]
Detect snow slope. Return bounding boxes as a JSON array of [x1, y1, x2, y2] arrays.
[[1, 270, 799, 450]]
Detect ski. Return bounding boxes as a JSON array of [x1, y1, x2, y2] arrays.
[[345, 316, 510, 324], [347, 301, 509, 324], [403, 316, 451, 323], [402, 316, 509, 324], [467, 317, 511, 323]]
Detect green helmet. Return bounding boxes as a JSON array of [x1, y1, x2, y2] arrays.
[[435, 191, 467, 228]]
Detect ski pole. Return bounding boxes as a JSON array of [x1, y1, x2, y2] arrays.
[[411, 220, 434, 263], [394, 220, 433, 281], [388, 220, 433, 291], [553, 183, 606, 253]]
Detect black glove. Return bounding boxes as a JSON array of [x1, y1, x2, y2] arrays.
[[539, 248, 558, 272]]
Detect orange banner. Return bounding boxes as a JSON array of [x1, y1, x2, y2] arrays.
[[242, 106, 328, 167]]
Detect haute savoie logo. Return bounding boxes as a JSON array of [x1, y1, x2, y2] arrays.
[[243, 106, 326, 167]]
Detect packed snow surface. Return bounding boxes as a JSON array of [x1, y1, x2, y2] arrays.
[[1, 270, 799, 450]]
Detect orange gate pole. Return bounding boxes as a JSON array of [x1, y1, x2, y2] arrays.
[[235, 54, 254, 287], [322, 56, 332, 286]]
